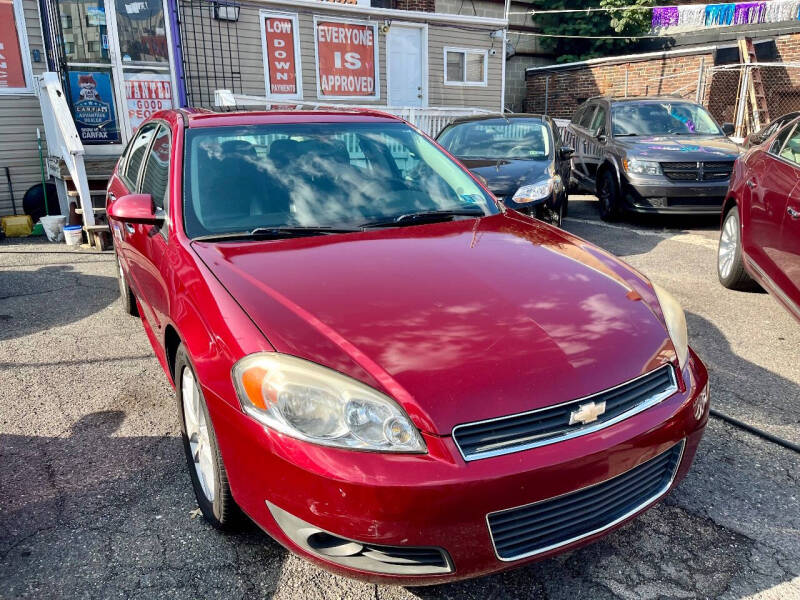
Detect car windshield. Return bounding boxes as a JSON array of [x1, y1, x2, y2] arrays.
[[612, 102, 723, 136], [437, 118, 552, 160], [182, 121, 497, 239]]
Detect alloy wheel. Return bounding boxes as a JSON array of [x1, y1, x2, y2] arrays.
[[181, 367, 215, 502], [718, 213, 738, 279]]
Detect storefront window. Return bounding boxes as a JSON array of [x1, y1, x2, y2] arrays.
[[115, 0, 169, 64], [0, 0, 31, 92], [58, 0, 109, 63]]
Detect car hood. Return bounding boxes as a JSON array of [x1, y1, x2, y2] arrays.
[[459, 158, 551, 197], [617, 135, 741, 161], [192, 214, 676, 435]]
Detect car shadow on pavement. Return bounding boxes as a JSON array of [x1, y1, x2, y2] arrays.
[[686, 311, 800, 443], [0, 264, 118, 341]]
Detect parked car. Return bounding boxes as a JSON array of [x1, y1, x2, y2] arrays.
[[718, 117, 800, 322], [107, 108, 709, 585], [743, 111, 800, 148], [564, 96, 740, 220], [436, 114, 572, 227]]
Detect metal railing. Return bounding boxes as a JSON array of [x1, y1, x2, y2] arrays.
[[35, 72, 94, 226], [213, 90, 494, 138]]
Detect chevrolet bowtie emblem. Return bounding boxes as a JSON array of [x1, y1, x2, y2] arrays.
[[569, 401, 607, 426]]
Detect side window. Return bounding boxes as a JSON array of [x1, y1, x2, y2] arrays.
[[771, 123, 796, 156], [140, 125, 171, 212], [578, 105, 597, 129], [123, 123, 158, 188], [571, 105, 586, 125], [590, 106, 607, 134], [779, 126, 800, 164]]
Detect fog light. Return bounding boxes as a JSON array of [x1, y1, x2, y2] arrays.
[[266, 501, 453, 575], [694, 383, 709, 420]]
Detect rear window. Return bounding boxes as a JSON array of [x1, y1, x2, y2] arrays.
[[182, 121, 496, 238], [437, 118, 552, 160]]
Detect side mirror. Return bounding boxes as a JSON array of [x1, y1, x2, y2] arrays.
[[722, 122, 735, 136], [559, 146, 575, 160], [595, 130, 607, 144], [107, 194, 163, 225]]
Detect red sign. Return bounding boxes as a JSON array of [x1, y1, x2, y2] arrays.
[[0, 0, 27, 89], [264, 16, 298, 96], [316, 20, 377, 98]]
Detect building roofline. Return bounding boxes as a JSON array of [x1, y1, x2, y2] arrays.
[[261, 0, 508, 27], [525, 44, 721, 75]]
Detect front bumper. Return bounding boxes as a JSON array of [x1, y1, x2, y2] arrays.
[[623, 176, 729, 215], [208, 350, 708, 585]]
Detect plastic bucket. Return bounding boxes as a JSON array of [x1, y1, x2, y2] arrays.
[[40, 215, 67, 243], [64, 224, 83, 246]]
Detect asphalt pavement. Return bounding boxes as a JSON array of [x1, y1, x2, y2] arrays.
[[1, 199, 798, 599]]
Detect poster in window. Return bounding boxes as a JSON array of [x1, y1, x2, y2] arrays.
[[0, 0, 27, 89], [263, 14, 300, 98], [315, 19, 378, 100], [68, 70, 121, 144], [124, 72, 173, 133]]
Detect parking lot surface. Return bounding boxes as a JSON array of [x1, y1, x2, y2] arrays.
[[1, 198, 798, 599]]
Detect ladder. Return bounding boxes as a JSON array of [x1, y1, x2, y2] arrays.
[[738, 37, 770, 131]]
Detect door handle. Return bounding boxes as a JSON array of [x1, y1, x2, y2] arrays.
[[746, 180, 756, 189], [788, 206, 800, 219]]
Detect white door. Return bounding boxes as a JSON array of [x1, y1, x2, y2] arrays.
[[387, 25, 426, 107]]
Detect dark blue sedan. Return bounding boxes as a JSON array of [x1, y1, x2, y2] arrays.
[[437, 114, 573, 227]]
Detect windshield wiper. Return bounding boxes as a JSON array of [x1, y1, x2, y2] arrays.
[[192, 226, 360, 242], [360, 207, 485, 229], [615, 133, 639, 137]]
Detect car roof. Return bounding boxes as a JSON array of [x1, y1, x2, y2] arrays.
[[172, 107, 404, 128], [444, 113, 549, 127]]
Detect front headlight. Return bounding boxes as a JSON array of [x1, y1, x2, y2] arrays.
[[652, 284, 689, 369], [512, 177, 558, 204], [232, 353, 426, 453], [623, 158, 662, 175]]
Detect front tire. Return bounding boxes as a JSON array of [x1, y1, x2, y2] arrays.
[[718, 205, 758, 291], [176, 345, 238, 529], [597, 170, 621, 222]]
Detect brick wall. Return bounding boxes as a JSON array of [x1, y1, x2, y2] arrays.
[[525, 32, 800, 123], [396, 0, 435, 11], [525, 52, 713, 119]]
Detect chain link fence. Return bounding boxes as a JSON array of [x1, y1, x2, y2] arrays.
[[643, 62, 800, 138]]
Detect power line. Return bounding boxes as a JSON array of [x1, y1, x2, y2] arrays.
[[512, 30, 670, 39], [508, 4, 679, 17]]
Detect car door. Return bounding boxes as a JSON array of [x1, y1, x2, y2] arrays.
[[109, 122, 159, 282], [127, 123, 172, 331], [745, 123, 798, 277], [570, 103, 597, 184], [778, 186, 800, 314], [583, 102, 608, 181]]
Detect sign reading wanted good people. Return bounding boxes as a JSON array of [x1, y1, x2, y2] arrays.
[[315, 19, 379, 100]]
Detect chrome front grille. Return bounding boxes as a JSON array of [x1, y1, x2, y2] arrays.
[[452, 365, 678, 461], [487, 441, 684, 561]]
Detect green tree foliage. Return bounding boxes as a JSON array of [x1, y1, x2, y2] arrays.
[[528, 0, 657, 63]]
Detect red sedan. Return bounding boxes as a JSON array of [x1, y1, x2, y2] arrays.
[[107, 108, 708, 585], [718, 118, 800, 321]]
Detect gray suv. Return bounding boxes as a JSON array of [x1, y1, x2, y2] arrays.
[[564, 96, 740, 220]]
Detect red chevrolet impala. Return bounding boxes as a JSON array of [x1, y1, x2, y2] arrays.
[[718, 117, 800, 322], [107, 109, 708, 585]]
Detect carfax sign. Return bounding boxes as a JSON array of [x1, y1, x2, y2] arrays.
[[68, 70, 120, 144], [315, 18, 379, 100]]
